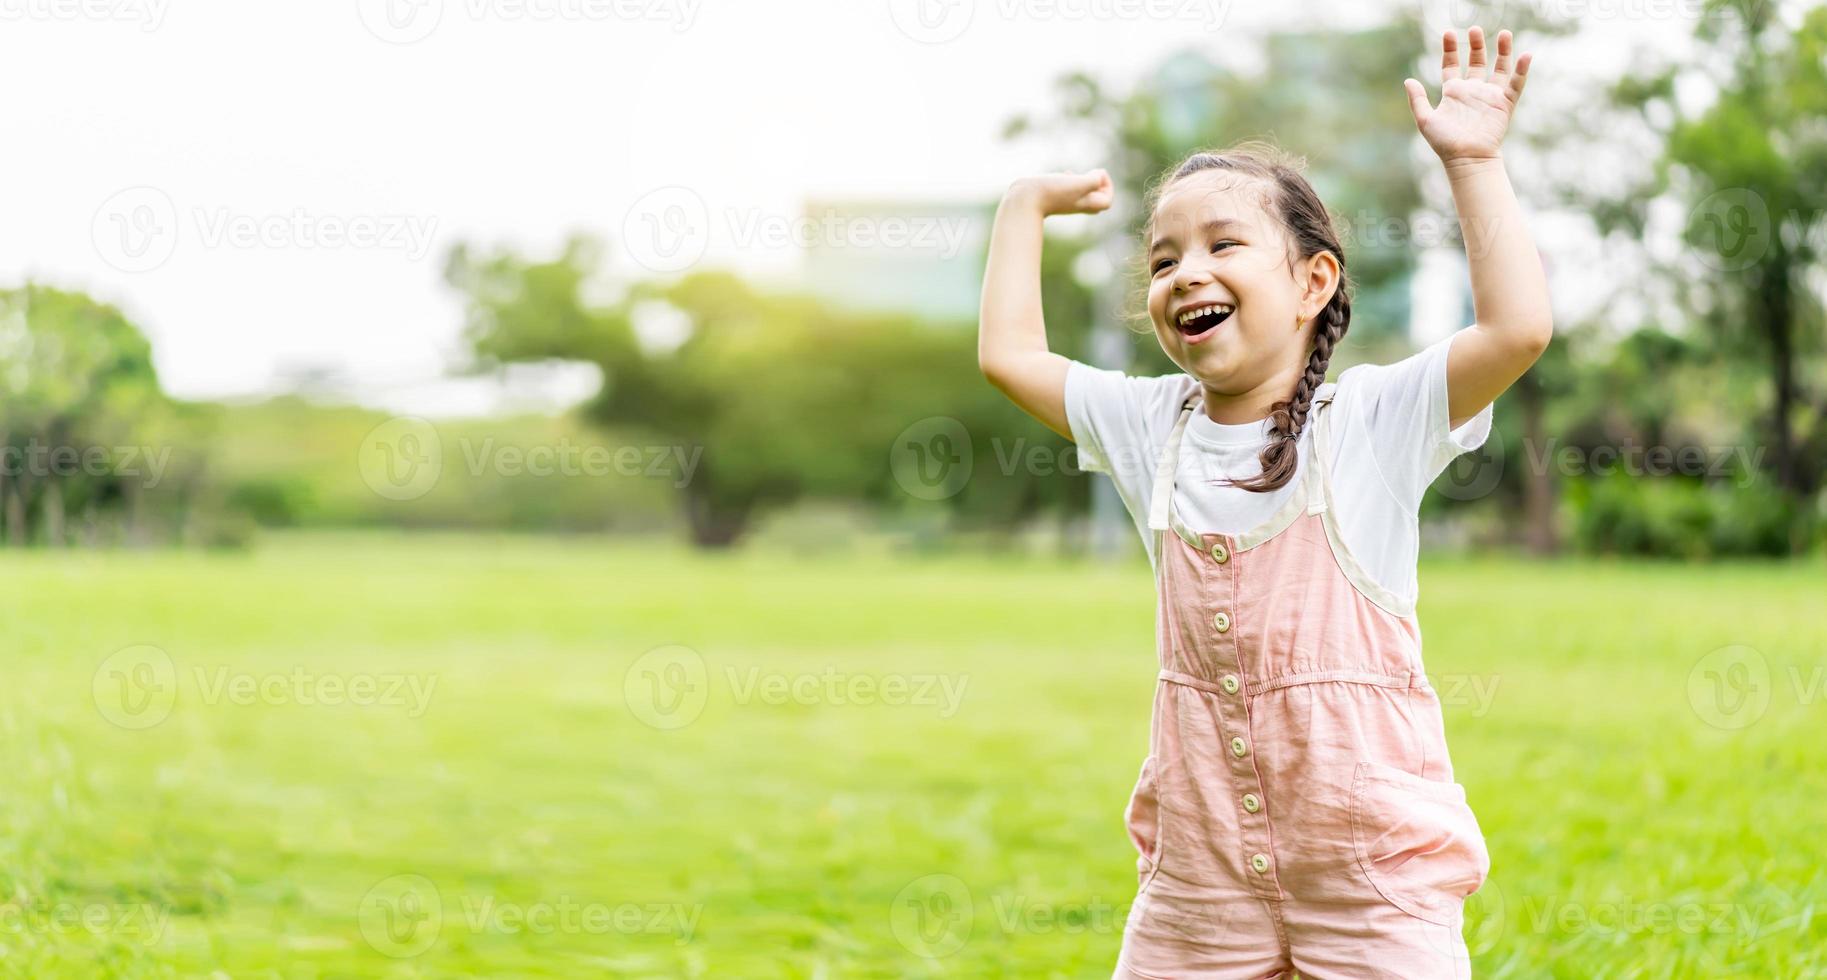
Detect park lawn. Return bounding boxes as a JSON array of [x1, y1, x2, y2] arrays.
[[1, 532, 1823, 978]]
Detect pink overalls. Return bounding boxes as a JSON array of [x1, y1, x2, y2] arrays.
[[1116, 384, 1490, 979]]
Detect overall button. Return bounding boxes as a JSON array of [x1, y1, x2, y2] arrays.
[[1242, 793, 1261, 813], [1230, 736, 1248, 758], [1209, 542, 1230, 564], [1212, 611, 1231, 633], [1220, 675, 1239, 695], [1250, 853, 1270, 874]]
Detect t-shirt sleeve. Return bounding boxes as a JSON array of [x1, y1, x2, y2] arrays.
[[1064, 361, 1191, 514], [1336, 330, 1494, 511]]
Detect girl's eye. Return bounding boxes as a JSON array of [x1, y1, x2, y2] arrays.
[[1211, 240, 1237, 253], [1151, 258, 1176, 275]]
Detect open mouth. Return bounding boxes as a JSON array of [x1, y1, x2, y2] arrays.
[[1173, 302, 1234, 344]]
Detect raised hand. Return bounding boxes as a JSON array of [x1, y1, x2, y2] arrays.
[[1010, 170, 1115, 217], [1404, 27, 1532, 164]]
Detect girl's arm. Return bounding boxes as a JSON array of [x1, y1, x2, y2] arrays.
[[1404, 26, 1553, 428], [978, 170, 1114, 439]]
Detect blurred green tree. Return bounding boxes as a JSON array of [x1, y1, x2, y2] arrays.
[[446, 240, 1069, 547], [0, 285, 170, 546], [1598, 0, 1827, 548]]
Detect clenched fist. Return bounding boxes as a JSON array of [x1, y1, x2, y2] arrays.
[[1007, 170, 1115, 217]]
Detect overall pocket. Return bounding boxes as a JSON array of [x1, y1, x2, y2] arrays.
[[1124, 755, 1163, 890], [1348, 760, 1490, 926]]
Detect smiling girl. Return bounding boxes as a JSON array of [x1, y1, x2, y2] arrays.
[[977, 27, 1550, 978]]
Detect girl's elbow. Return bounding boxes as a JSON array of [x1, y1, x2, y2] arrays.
[[1521, 317, 1554, 356]]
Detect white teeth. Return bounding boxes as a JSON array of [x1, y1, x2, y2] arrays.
[[1176, 304, 1234, 327]]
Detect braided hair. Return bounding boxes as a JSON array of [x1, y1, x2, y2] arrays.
[[1145, 140, 1352, 493]]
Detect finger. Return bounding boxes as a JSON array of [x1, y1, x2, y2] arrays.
[[1468, 25, 1487, 76], [1441, 29, 1459, 85], [1404, 78, 1433, 126], [1509, 51, 1533, 101], [1494, 30, 1512, 77]]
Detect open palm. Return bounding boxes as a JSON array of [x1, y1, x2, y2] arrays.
[[1405, 27, 1533, 162]]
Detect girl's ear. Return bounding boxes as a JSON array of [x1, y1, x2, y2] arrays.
[[1296, 251, 1342, 325]]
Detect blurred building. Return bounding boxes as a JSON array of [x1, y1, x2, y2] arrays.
[[798, 199, 990, 323]]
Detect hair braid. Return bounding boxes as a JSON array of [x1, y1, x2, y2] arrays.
[[1227, 287, 1350, 493]]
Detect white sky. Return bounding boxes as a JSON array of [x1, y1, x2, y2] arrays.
[[0, 0, 1710, 415]]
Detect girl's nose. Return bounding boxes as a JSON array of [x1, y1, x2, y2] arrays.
[[1173, 263, 1212, 292]]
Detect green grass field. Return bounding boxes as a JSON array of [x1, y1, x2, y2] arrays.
[[2, 533, 1823, 977]]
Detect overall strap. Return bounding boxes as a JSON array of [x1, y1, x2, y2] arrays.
[[1303, 383, 1339, 516], [1146, 391, 1202, 533]]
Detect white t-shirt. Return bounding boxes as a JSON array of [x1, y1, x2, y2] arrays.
[[1065, 330, 1493, 608]]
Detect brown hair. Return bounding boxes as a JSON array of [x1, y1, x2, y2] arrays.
[[1143, 139, 1351, 493]]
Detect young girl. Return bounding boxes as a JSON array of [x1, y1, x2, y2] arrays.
[[978, 27, 1548, 979]]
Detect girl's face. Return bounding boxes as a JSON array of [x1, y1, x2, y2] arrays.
[[1144, 171, 1333, 393]]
